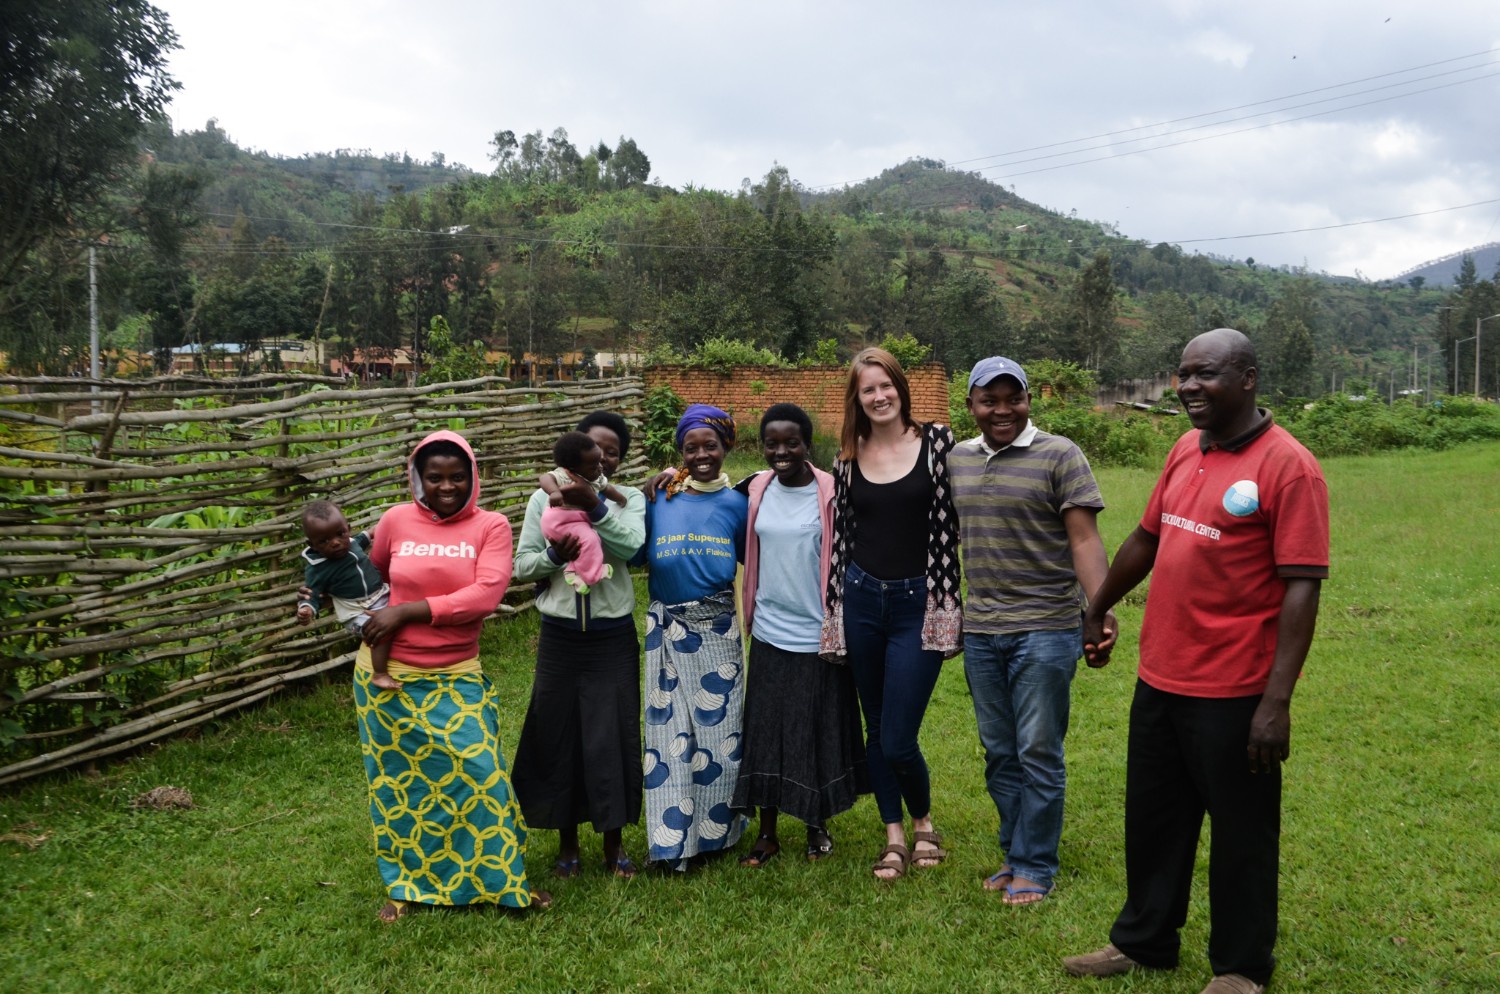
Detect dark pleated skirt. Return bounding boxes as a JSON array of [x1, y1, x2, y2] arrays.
[[511, 621, 642, 832], [731, 636, 869, 826]]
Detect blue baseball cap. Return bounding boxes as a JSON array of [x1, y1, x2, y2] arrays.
[[967, 356, 1028, 392]]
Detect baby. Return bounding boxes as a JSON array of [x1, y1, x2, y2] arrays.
[[538, 431, 626, 595], [294, 500, 397, 691]]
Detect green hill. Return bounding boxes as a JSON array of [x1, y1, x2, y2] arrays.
[[5, 130, 1495, 402]]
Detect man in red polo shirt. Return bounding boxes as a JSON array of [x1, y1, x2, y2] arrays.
[[1063, 328, 1329, 994]]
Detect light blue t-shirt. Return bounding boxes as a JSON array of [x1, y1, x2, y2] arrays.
[[751, 478, 824, 652]]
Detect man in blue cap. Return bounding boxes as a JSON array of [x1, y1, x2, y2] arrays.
[[949, 356, 1116, 904]]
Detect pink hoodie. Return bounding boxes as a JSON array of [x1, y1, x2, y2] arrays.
[[367, 431, 513, 667]]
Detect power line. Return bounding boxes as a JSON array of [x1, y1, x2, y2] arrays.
[[954, 47, 1499, 168], [972, 61, 1497, 175], [806, 46, 1499, 190], [1164, 198, 1500, 245]]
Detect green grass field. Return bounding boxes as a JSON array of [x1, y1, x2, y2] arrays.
[[3, 444, 1498, 993]]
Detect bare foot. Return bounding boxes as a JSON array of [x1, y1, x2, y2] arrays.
[[378, 900, 409, 923], [371, 672, 401, 692], [983, 865, 1015, 891]]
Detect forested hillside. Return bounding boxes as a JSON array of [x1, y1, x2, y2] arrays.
[[1394, 242, 1500, 289], [6, 120, 1499, 402]]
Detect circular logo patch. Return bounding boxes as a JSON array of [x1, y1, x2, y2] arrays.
[[1222, 480, 1260, 517]]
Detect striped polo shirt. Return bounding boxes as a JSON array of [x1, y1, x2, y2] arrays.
[[950, 424, 1104, 635]]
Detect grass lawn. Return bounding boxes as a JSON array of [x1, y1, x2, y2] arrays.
[[3, 444, 1498, 993]]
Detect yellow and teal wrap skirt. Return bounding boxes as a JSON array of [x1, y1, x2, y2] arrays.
[[352, 646, 536, 909]]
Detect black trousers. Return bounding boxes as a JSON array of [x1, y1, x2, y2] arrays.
[[1109, 680, 1280, 985]]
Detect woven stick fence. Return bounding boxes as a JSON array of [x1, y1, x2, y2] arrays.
[[0, 373, 645, 787]]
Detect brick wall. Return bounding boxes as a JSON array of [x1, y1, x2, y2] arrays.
[[643, 362, 952, 441]]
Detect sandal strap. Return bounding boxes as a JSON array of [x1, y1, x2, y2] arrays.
[[872, 843, 909, 878]]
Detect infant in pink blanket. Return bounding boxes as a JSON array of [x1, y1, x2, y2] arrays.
[[538, 431, 628, 594]]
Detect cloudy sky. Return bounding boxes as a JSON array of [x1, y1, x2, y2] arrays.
[[154, 0, 1500, 281]]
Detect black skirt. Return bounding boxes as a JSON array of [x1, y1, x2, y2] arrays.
[[731, 637, 869, 825], [511, 621, 642, 832]]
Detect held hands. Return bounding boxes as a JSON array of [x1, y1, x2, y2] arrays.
[[1082, 609, 1118, 667], [296, 604, 314, 626]]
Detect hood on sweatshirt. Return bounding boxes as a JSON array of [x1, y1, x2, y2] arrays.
[[408, 430, 481, 523]]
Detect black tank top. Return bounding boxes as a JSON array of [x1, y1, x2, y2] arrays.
[[849, 435, 931, 580]]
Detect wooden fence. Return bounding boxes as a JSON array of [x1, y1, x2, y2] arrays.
[[0, 373, 645, 787]]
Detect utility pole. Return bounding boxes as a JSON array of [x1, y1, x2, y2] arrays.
[[412, 285, 421, 385], [89, 245, 100, 415], [1476, 313, 1500, 400]]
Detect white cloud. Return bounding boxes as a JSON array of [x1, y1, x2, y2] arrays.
[[150, 0, 1500, 278], [1181, 29, 1255, 69]]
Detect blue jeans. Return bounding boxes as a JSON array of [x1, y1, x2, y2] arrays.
[[962, 627, 1081, 888], [843, 562, 943, 825]]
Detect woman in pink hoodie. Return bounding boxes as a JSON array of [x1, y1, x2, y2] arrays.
[[353, 430, 546, 921]]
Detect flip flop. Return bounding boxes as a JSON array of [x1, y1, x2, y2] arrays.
[[378, 899, 410, 923], [552, 857, 582, 879], [983, 866, 1015, 891], [604, 856, 639, 879], [1003, 882, 1052, 906]]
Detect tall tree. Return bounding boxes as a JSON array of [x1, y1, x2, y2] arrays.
[[1117, 291, 1195, 381], [0, 0, 179, 292], [606, 138, 651, 189], [1069, 251, 1120, 374]]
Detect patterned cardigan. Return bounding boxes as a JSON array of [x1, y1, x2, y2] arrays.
[[819, 422, 963, 659]]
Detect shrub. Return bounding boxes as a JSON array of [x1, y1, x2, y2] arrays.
[[877, 332, 931, 368], [417, 315, 492, 385], [641, 342, 685, 366], [1286, 394, 1500, 457], [641, 384, 685, 466], [687, 336, 784, 373], [1031, 404, 1178, 469], [1026, 359, 1097, 403], [949, 361, 1177, 469], [948, 368, 977, 440], [800, 338, 842, 366]]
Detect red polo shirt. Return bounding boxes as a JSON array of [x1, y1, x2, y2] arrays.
[[1138, 416, 1329, 698]]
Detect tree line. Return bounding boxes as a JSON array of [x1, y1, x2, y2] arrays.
[[4, 1, 1496, 402]]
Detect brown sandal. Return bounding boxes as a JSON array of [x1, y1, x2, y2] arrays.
[[911, 830, 948, 868], [872, 843, 910, 880]]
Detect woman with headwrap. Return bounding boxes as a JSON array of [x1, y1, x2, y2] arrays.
[[639, 404, 750, 870]]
